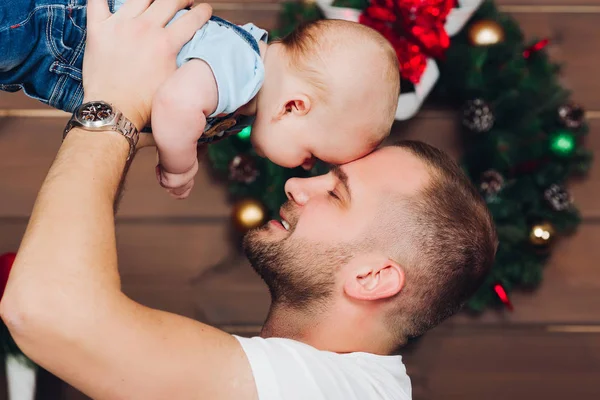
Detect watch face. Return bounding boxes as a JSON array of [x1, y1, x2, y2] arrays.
[[76, 102, 115, 127]]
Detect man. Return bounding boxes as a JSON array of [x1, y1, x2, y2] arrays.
[[0, 0, 497, 399]]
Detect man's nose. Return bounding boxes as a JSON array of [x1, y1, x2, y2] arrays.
[[284, 175, 331, 206], [284, 177, 309, 205]]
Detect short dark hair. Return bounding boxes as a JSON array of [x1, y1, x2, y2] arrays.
[[385, 140, 498, 342]]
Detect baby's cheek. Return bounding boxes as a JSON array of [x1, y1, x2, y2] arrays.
[[267, 141, 306, 168], [282, 140, 310, 167]]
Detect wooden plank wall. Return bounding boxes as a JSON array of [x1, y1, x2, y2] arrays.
[[0, 0, 599, 399]]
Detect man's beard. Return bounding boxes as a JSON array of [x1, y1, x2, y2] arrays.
[[242, 226, 353, 310]]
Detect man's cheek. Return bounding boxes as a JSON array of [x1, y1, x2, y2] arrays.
[[295, 217, 340, 241]]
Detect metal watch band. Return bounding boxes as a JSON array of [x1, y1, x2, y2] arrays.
[[114, 112, 139, 161]]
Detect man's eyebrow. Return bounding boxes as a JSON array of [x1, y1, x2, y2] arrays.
[[330, 165, 351, 201]]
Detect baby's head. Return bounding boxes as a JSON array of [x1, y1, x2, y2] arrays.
[[251, 19, 400, 170]]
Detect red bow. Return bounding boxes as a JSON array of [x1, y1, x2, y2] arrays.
[[359, 0, 455, 84]]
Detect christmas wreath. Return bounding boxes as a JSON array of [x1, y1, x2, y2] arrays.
[[208, 0, 593, 312]]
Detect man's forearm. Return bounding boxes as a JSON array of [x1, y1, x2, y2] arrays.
[[1, 129, 130, 338]]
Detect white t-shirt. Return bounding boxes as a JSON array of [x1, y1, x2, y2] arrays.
[[234, 336, 412, 400]]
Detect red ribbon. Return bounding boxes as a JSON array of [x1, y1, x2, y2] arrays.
[[523, 38, 549, 59], [493, 283, 513, 311], [359, 0, 456, 84]]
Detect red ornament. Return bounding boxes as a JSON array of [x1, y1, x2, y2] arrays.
[[493, 283, 513, 311], [0, 252, 16, 301], [359, 0, 455, 84], [523, 38, 549, 59]]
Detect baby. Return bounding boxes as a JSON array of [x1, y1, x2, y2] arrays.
[[0, 0, 400, 198]]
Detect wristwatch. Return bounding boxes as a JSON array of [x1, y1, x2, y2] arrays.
[[63, 101, 139, 160]]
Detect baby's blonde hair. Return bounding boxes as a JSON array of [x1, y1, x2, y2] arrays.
[[278, 19, 401, 144]]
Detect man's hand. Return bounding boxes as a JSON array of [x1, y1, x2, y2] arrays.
[[82, 0, 213, 131]]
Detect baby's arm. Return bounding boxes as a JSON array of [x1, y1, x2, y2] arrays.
[[151, 59, 218, 199]]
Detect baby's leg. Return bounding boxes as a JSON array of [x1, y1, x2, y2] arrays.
[[0, 0, 88, 112]]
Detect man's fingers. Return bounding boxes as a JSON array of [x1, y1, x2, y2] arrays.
[[116, 0, 155, 18], [167, 3, 212, 48], [87, 0, 111, 25], [143, 0, 194, 27]]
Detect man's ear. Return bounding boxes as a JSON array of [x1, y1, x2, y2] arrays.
[[343, 259, 405, 301], [275, 95, 311, 119]]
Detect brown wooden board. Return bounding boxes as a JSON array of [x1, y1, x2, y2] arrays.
[[0, 117, 233, 218], [423, 328, 600, 400]]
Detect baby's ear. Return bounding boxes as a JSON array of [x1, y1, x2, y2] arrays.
[[276, 95, 311, 119]]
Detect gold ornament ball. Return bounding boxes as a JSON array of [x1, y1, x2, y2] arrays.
[[529, 222, 556, 247], [232, 198, 268, 232], [469, 20, 505, 46]]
